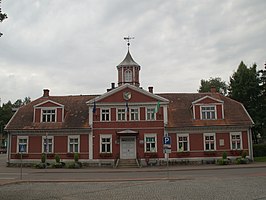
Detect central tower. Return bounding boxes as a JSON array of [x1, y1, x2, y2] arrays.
[[117, 37, 141, 87]]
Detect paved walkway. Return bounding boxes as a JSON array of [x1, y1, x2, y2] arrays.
[[1, 161, 266, 186]]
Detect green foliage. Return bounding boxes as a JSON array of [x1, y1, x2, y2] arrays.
[[254, 157, 266, 162], [55, 154, 60, 163], [222, 151, 227, 159], [228, 61, 265, 141], [217, 152, 229, 165], [198, 77, 228, 95], [0, 1, 8, 37], [253, 144, 266, 157], [241, 151, 247, 159], [67, 162, 82, 169], [74, 153, 79, 162], [35, 163, 46, 169], [41, 153, 46, 163]]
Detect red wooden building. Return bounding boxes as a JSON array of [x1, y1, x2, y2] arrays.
[[5, 48, 254, 166]]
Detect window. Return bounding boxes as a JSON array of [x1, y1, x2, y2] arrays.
[[101, 109, 110, 121], [17, 136, 28, 153], [231, 132, 242, 150], [201, 106, 216, 120], [42, 109, 56, 122], [100, 135, 112, 153], [130, 108, 139, 121], [124, 69, 132, 82], [177, 134, 189, 152], [144, 134, 157, 152], [42, 136, 53, 153], [68, 136, 79, 153], [146, 108, 155, 120], [204, 133, 216, 151], [117, 108, 126, 121]]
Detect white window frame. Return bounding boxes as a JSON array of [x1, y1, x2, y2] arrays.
[[230, 132, 242, 150], [144, 134, 157, 153], [41, 108, 56, 123], [130, 108, 139, 121], [146, 107, 156, 121], [101, 108, 110, 121], [100, 134, 112, 153], [124, 69, 132, 82], [17, 136, 29, 153], [200, 105, 216, 120], [42, 136, 54, 153], [177, 134, 190, 152], [68, 135, 80, 153], [204, 133, 216, 151], [117, 108, 126, 121]]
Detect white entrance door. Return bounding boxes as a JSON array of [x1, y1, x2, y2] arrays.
[[120, 137, 136, 159]]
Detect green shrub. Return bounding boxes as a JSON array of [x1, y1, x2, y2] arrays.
[[242, 151, 247, 158], [52, 162, 63, 168], [74, 153, 79, 162], [35, 163, 46, 169], [67, 162, 81, 169], [41, 153, 46, 163], [222, 151, 227, 159], [55, 154, 60, 163], [253, 144, 266, 157]]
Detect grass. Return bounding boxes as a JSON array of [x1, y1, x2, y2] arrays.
[[254, 156, 266, 162]]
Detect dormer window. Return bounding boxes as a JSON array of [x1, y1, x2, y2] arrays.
[[42, 109, 56, 122], [201, 106, 216, 120]]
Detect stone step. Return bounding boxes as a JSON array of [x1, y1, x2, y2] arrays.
[[118, 159, 139, 168]]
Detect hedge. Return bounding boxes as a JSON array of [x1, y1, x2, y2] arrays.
[[253, 144, 266, 157]]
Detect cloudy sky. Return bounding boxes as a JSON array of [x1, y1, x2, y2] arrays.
[[0, 0, 266, 104]]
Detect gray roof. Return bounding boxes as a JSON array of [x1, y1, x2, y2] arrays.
[[117, 50, 140, 67]]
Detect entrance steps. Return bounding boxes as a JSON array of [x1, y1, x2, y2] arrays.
[[117, 159, 140, 168]]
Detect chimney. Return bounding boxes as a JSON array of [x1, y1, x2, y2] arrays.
[[111, 82, 115, 89], [148, 86, 153, 93], [210, 86, 216, 93], [43, 89, 50, 97]]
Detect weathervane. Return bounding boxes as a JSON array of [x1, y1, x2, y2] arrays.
[[124, 36, 134, 49]]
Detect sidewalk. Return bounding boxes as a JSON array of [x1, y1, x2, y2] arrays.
[[1, 162, 266, 186]]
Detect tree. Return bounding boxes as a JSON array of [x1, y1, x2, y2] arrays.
[[198, 77, 228, 95], [228, 61, 262, 142], [0, 0, 8, 37]]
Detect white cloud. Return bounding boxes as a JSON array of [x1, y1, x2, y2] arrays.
[[0, 0, 265, 103]]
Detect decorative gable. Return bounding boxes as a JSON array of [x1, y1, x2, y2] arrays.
[[192, 96, 224, 120], [34, 100, 65, 123]]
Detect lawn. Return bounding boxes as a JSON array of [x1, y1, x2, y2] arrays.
[[254, 156, 266, 162]]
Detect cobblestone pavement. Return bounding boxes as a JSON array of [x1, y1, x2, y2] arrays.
[[1, 176, 266, 200]]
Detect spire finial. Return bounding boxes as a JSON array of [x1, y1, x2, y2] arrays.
[[124, 36, 134, 49]]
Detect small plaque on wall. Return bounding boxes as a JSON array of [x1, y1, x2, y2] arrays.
[[139, 140, 144, 144], [219, 139, 224, 146]]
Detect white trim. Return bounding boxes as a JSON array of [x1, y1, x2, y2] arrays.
[[163, 105, 168, 125], [68, 135, 80, 153], [177, 134, 190, 152], [86, 83, 169, 105], [200, 105, 217, 120], [42, 136, 54, 153], [100, 134, 112, 153], [116, 108, 127, 121], [192, 95, 224, 104], [203, 133, 216, 151], [41, 108, 57, 123], [146, 107, 156, 121], [34, 100, 64, 108], [100, 108, 111, 121], [89, 131, 93, 159], [230, 132, 242, 150], [129, 107, 140, 121], [144, 133, 157, 153], [17, 136, 29, 153]]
